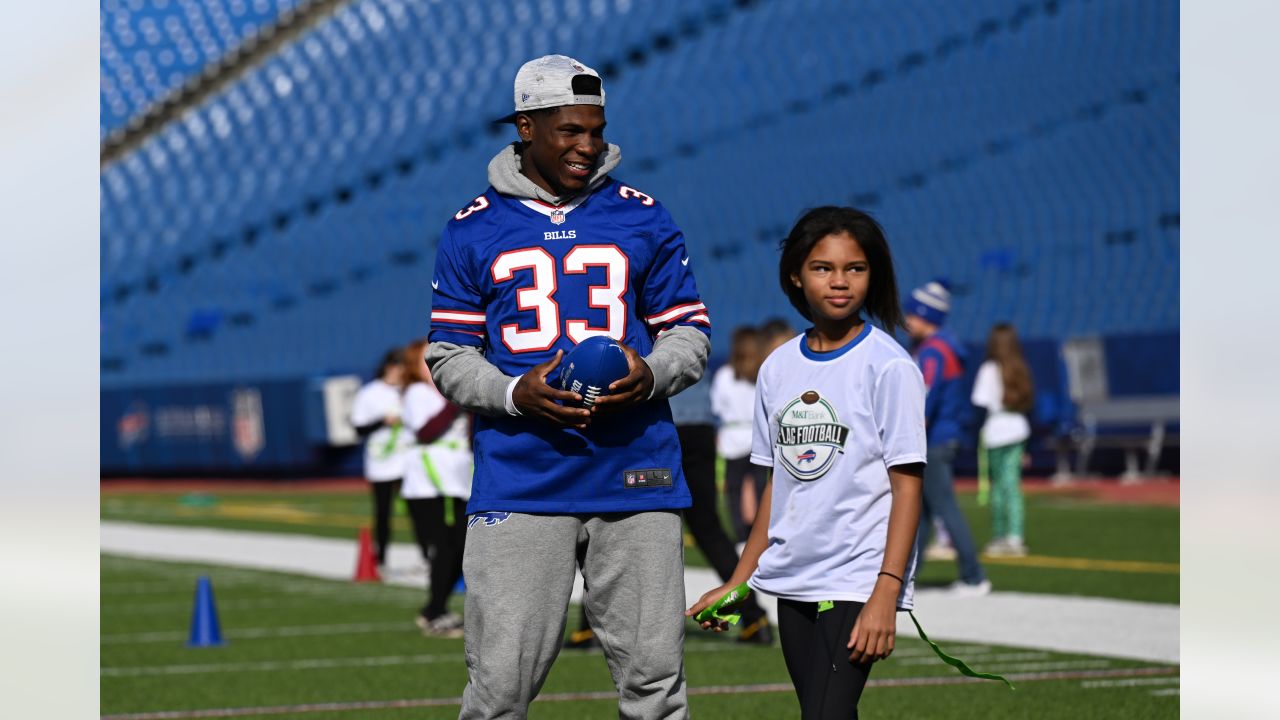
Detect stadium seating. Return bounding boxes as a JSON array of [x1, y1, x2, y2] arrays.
[[101, 0, 305, 138], [101, 0, 1178, 390]]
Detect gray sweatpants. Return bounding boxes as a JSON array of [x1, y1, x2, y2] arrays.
[[458, 511, 688, 720]]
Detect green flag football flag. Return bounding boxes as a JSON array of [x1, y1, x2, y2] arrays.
[[908, 610, 1015, 689]]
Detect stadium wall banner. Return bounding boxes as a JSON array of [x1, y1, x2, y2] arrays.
[[101, 378, 362, 475]]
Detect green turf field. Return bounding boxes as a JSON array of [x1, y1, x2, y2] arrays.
[[102, 483, 1179, 603], [101, 555, 1177, 719]]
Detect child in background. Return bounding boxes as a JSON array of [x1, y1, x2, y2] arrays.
[[971, 323, 1035, 557], [711, 325, 766, 543], [400, 339, 472, 638], [689, 207, 925, 718], [349, 348, 412, 568]]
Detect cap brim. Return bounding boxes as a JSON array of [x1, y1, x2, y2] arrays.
[[492, 112, 519, 124]]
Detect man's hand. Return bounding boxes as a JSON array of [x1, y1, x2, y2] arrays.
[[847, 585, 898, 663], [511, 350, 592, 430], [590, 342, 654, 415]]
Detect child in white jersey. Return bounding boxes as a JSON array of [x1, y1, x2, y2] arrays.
[[688, 206, 926, 719], [349, 348, 412, 568], [400, 338, 473, 638]]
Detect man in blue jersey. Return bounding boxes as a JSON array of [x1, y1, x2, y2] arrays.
[[425, 55, 710, 719], [904, 279, 990, 596]]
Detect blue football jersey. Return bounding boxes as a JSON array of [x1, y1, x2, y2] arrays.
[[428, 178, 711, 514]]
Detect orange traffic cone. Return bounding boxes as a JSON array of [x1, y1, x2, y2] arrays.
[[353, 527, 381, 583]]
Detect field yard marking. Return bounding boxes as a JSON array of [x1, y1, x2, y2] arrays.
[[980, 554, 1179, 574], [100, 642, 747, 677], [107, 498, 373, 529], [186, 503, 371, 528], [97, 645, 1126, 679], [102, 621, 413, 645], [894, 651, 1048, 666], [101, 594, 413, 616], [1081, 676, 1180, 689], [1150, 688, 1179, 696], [99, 666, 1180, 719], [974, 659, 1114, 673]]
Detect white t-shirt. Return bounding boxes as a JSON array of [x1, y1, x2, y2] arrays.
[[401, 382, 473, 500], [970, 360, 1031, 448], [350, 379, 411, 481], [710, 364, 756, 460], [748, 327, 927, 608]]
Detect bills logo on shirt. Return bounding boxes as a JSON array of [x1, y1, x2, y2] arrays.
[[776, 391, 849, 481], [468, 511, 511, 528]]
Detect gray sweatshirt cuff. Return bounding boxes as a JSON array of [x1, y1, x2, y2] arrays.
[[424, 341, 520, 417], [644, 325, 711, 400]]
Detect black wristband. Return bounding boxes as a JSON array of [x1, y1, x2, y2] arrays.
[[877, 571, 905, 585]]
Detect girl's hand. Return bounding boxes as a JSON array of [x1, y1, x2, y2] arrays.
[[685, 582, 746, 632], [848, 588, 897, 663]]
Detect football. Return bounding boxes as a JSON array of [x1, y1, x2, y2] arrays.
[[557, 336, 631, 407]]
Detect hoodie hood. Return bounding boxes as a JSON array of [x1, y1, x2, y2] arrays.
[[487, 141, 622, 206]]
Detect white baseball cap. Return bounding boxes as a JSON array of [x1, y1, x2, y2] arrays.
[[495, 54, 605, 123]]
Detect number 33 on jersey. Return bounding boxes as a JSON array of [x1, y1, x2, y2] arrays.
[[428, 180, 711, 377]]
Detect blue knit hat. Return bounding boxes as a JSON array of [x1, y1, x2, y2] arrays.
[[905, 279, 951, 326]]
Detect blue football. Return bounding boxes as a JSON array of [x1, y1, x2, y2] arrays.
[[557, 336, 631, 407]]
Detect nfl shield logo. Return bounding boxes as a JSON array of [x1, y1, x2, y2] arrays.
[[550, 209, 565, 225]]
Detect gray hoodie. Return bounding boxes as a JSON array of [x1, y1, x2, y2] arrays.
[[425, 144, 711, 417]]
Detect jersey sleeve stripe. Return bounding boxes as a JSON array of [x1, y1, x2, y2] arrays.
[[686, 313, 711, 327], [431, 310, 486, 324], [645, 302, 706, 325]]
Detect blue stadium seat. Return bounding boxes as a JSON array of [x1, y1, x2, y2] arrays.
[[101, 0, 1177, 387]]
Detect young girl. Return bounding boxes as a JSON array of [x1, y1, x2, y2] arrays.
[[400, 338, 473, 638], [688, 207, 926, 718], [971, 323, 1035, 557], [349, 348, 412, 568]]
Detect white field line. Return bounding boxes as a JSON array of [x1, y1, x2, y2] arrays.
[[1150, 688, 1179, 696], [102, 621, 412, 645], [103, 596, 407, 616], [1082, 676, 1180, 689], [101, 642, 745, 678], [99, 666, 1181, 720], [99, 644, 1134, 680], [893, 651, 1048, 666], [102, 521, 1181, 663], [978, 659, 1114, 673]]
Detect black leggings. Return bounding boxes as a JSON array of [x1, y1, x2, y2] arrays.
[[405, 497, 468, 620], [778, 599, 874, 719], [369, 479, 402, 565]]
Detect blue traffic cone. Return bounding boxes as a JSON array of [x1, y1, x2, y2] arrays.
[[187, 575, 225, 647]]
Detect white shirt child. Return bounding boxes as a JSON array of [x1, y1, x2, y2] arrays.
[[710, 364, 756, 460], [401, 381, 473, 500], [748, 326, 927, 608], [350, 379, 412, 482]]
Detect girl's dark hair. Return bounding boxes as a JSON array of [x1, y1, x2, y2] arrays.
[[374, 347, 406, 379], [985, 323, 1035, 413], [778, 206, 904, 331]]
